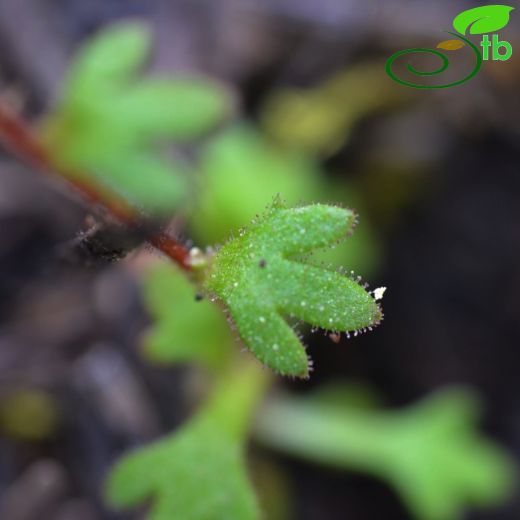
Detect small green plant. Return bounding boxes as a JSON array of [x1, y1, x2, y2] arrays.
[[0, 22, 514, 520], [255, 385, 513, 520], [204, 200, 381, 377], [108, 361, 269, 520], [40, 22, 231, 216]]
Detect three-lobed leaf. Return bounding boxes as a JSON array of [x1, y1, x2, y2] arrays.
[[190, 124, 380, 277], [256, 386, 515, 520], [107, 361, 269, 520], [40, 23, 231, 216], [204, 201, 382, 377]]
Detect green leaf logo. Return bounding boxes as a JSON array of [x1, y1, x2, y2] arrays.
[[453, 5, 514, 35], [204, 201, 382, 378]]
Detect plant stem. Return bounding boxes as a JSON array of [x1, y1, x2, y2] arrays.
[[0, 102, 192, 271]]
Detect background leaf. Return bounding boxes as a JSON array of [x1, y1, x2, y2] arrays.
[[107, 361, 269, 520], [189, 124, 380, 277], [256, 386, 515, 520], [39, 23, 232, 216], [142, 263, 233, 370]]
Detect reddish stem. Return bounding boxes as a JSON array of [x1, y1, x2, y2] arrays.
[[0, 102, 192, 271]]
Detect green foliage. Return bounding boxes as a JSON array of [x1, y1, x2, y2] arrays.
[[0, 389, 59, 441], [453, 5, 514, 35], [191, 124, 326, 244], [142, 264, 233, 370], [189, 124, 380, 276], [40, 22, 231, 216], [37, 24, 512, 520], [256, 386, 515, 520], [204, 201, 382, 377], [260, 63, 405, 156], [107, 361, 269, 520]]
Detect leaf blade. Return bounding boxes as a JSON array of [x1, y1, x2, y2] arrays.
[[205, 202, 382, 377]]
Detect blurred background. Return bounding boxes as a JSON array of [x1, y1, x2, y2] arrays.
[[0, 0, 519, 519]]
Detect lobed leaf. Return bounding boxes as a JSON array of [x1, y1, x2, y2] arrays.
[[255, 386, 515, 520], [191, 125, 327, 244], [40, 23, 232, 216], [190, 125, 380, 276], [204, 202, 382, 377], [107, 361, 269, 520]]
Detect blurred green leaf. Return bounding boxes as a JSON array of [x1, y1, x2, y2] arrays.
[[40, 22, 232, 216], [256, 386, 515, 520], [191, 124, 379, 276], [191, 124, 326, 244], [204, 201, 382, 377], [0, 389, 59, 441], [118, 80, 232, 140], [305, 381, 382, 410], [107, 361, 269, 520], [260, 63, 405, 157], [142, 263, 233, 370]]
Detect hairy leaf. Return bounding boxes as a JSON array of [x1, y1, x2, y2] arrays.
[[204, 201, 382, 377], [191, 124, 327, 244], [40, 22, 231, 216], [256, 386, 514, 520], [453, 5, 514, 35], [190, 124, 380, 277]]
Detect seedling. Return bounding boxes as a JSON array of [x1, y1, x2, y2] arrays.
[[0, 22, 513, 520]]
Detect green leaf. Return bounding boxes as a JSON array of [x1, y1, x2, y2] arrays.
[[142, 263, 233, 370], [256, 387, 515, 520], [260, 62, 406, 156], [40, 23, 232, 216], [83, 152, 187, 215], [117, 80, 232, 140], [453, 5, 514, 35], [66, 22, 152, 93], [204, 201, 382, 377], [191, 124, 327, 244], [107, 361, 269, 520], [190, 124, 380, 277]]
